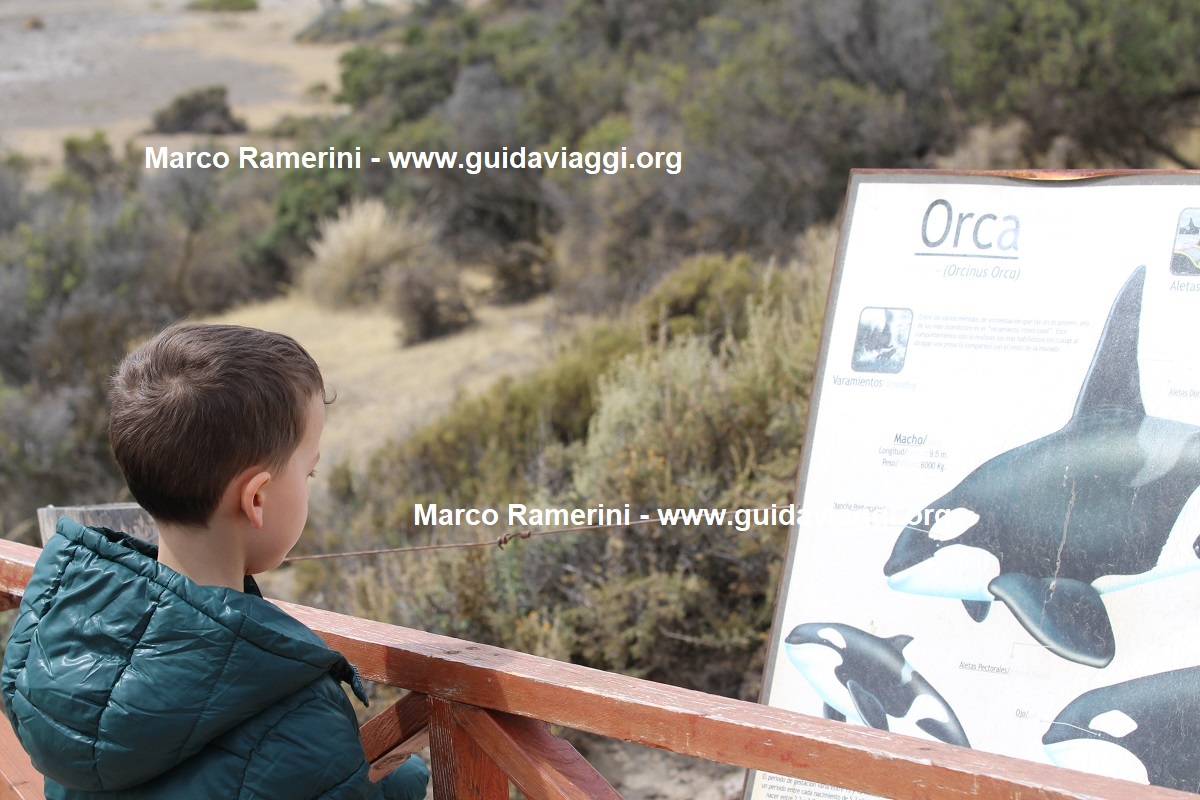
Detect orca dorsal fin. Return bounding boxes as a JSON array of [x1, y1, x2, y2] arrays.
[[887, 634, 914, 652], [1073, 266, 1146, 419]]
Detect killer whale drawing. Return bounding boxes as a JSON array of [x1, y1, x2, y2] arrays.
[[883, 266, 1200, 668], [784, 622, 971, 747], [1043, 666, 1200, 792]]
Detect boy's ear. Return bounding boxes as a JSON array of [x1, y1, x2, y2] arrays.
[[238, 470, 272, 529]]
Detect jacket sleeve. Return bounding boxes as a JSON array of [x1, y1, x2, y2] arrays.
[[376, 756, 430, 800]]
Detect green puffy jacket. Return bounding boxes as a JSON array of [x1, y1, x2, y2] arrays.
[[1, 518, 429, 799]]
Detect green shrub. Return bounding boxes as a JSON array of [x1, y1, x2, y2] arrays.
[[385, 262, 474, 345], [942, 0, 1200, 168], [151, 86, 246, 134], [186, 0, 257, 10], [488, 240, 554, 303], [294, 4, 406, 43], [336, 12, 481, 123], [634, 252, 759, 345], [352, 321, 641, 531], [260, 155, 360, 274], [62, 132, 120, 187], [303, 236, 836, 696]]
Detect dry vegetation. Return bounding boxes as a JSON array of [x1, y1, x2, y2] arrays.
[[5, 0, 1200, 717], [292, 227, 837, 702], [203, 291, 564, 468]]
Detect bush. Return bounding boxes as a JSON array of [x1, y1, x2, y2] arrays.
[[302, 234, 837, 696], [0, 159, 27, 234], [186, 0, 258, 10], [260, 149, 362, 274], [62, 132, 120, 187], [152, 86, 246, 135], [386, 262, 473, 344], [299, 198, 438, 307], [335, 12, 479, 121], [488, 240, 554, 303], [294, 3, 406, 43], [942, 0, 1200, 167], [635, 252, 759, 344], [142, 165, 282, 312]]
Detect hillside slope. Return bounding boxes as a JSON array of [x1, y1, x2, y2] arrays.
[[204, 293, 565, 468]]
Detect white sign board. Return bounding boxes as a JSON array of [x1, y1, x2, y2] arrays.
[[750, 171, 1200, 800]]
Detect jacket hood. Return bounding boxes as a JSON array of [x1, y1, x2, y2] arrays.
[[2, 517, 365, 793]]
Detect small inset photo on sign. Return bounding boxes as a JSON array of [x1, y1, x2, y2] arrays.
[[1171, 208, 1200, 275], [851, 307, 912, 373]]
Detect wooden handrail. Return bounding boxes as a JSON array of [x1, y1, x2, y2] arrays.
[[282, 597, 1194, 800], [2, 531, 1193, 800]]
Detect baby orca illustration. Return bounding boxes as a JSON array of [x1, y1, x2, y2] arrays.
[[884, 266, 1200, 668], [784, 622, 971, 747], [1043, 666, 1200, 792]]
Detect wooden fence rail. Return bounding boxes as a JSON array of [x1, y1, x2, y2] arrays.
[[1, 519, 1193, 800]]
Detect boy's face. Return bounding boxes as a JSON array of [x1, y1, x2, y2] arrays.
[[246, 392, 325, 574]]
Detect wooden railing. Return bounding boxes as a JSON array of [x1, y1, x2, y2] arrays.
[[0, 529, 1192, 800]]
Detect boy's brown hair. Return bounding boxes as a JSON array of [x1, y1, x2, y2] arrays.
[[109, 323, 328, 526]]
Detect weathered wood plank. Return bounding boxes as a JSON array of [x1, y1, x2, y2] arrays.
[[0, 543, 48, 798], [36, 504, 158, 546], [0, 717, 44, 800], [279, 600, 1191, 800], [0, 541, 39, 607], [361, 692, 430, 782], [453, 705, 622, 800], [428, 698, 508, 800]]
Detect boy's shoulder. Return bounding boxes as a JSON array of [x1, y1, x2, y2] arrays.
[[3, 517, 368, 795], [26, 517, 329, 649]]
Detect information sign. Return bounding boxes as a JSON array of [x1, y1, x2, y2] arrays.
[[750, 171, 1200, 800]]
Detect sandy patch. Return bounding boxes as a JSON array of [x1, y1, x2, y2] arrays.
[[1, 0, 352, 175], [203, 292, 570, 469]]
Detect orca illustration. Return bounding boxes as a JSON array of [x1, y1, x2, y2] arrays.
[[1043, 666, 1200, 792], [883, 266, 1200, 668], [784, 622, 971, 747]]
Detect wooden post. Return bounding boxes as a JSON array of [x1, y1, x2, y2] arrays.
[[452, 706, 623, 800], [0, 720, 43, 799], [361, 692, 431, 782], [36, 504, 158, 546], [428, 698, 508, 800]]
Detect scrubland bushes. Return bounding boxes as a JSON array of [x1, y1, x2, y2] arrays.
[[185, 0, 258, 11], [297, 198, 472, 342], [0, 136, 282, 540], [151, 87, 246, 135], [299, 199, 436, 306], [299, 233, 835, 696], [7, 0, 1200, 693]]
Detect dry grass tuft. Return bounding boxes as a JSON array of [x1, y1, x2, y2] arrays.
[[300, 199, 438, 308]]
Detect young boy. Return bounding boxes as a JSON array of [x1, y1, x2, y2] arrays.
[[1, 323, 430, 799]]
